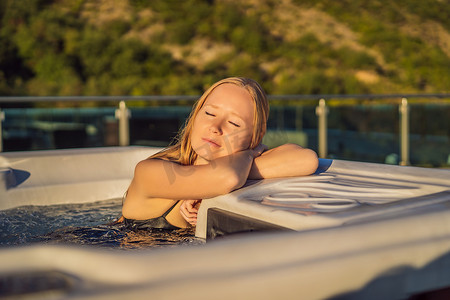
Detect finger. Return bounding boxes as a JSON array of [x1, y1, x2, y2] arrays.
[[180, 206, 197, 220], [180, 211, 197, 224], [185, 204, 198, 213], [181, 202, 198, 214], [252, 144, 266, 157], [180, 200, 200, 225], [181, 206, 197, 218], [181, 210, 197, 225], [256, 144, 265, 152], [185, 200, 200, 212], [193, 200, 202, 209]]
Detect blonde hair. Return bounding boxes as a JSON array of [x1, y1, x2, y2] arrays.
[[151, 77, 269, 165]]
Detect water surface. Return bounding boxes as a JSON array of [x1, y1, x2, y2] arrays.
[[0, 199, 203, 249]]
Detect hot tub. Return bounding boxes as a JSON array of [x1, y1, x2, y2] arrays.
[[0, 147, 449, 299]]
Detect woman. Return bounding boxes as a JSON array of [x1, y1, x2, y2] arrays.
[[121, 77, 318, 229]]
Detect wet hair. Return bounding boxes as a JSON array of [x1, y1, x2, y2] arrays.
[[150, 77, 269, 165]]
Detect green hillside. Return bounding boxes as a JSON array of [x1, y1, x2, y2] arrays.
[[1, 0, 449, 96]]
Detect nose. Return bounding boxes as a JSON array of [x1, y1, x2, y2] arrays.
[[209, 119, 223, 135]]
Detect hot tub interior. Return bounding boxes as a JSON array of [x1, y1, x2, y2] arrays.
[[0, 146, 449, 299]]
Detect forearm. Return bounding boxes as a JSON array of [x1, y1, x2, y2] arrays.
[[215, 149, 256, 190], [132, 150, 254, 200], [248, 144, 318, 180]]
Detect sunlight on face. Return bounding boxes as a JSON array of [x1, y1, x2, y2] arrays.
[[191, 83, 255, 164]]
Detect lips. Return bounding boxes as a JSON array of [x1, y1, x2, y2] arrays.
[[202, 138, 221, 148]]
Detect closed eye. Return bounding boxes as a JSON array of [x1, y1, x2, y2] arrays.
[[229, 121, 240, 127], [205, 111, 215, 117]]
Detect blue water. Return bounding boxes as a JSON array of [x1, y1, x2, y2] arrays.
[[0, 199, 203, 249]]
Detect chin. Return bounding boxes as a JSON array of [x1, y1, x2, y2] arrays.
[[192, 147, 213, 161]]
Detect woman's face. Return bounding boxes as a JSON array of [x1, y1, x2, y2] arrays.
[[191, 83, 255, 164]]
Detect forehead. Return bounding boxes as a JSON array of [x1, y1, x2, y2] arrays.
[[204, 83, 254, 122]]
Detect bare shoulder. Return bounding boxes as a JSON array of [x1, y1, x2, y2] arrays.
[[132, 158, 191, 191]]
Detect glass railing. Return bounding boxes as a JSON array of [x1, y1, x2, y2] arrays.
[[0, 94, 449, 167]]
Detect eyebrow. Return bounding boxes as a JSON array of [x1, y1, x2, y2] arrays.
[[204, 104, 246, 121]]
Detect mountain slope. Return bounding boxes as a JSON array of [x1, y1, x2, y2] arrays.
[[0, 0, 449, 96]]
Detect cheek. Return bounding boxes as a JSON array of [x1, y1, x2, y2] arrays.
[[191, 117, 204, 138], [225, 129, 253, 151]]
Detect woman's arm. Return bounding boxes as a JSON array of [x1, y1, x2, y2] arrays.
[[130, 148, 263, 201], [178, 144, 317, 225], [248, 143, 318, 180]]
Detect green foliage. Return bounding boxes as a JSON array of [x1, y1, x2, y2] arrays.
[[274, 71, 369, 95], [395, 0, 450, 31], [0, 0, 449, 96], [298, 0, 450, 92]]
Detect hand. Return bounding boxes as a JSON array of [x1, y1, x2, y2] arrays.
[[180, 200, 202, 226], [251, 143, 268, 158]]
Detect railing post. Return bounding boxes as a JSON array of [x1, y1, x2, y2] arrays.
[[115, 101, 130, 146], [315, 98, 328, 158], [0, 109, 4, 152], [399, 98, 410, 166], [295, 105, 303, 131]]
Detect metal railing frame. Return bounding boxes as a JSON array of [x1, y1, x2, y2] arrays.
[[1, 94, 449, 165]]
